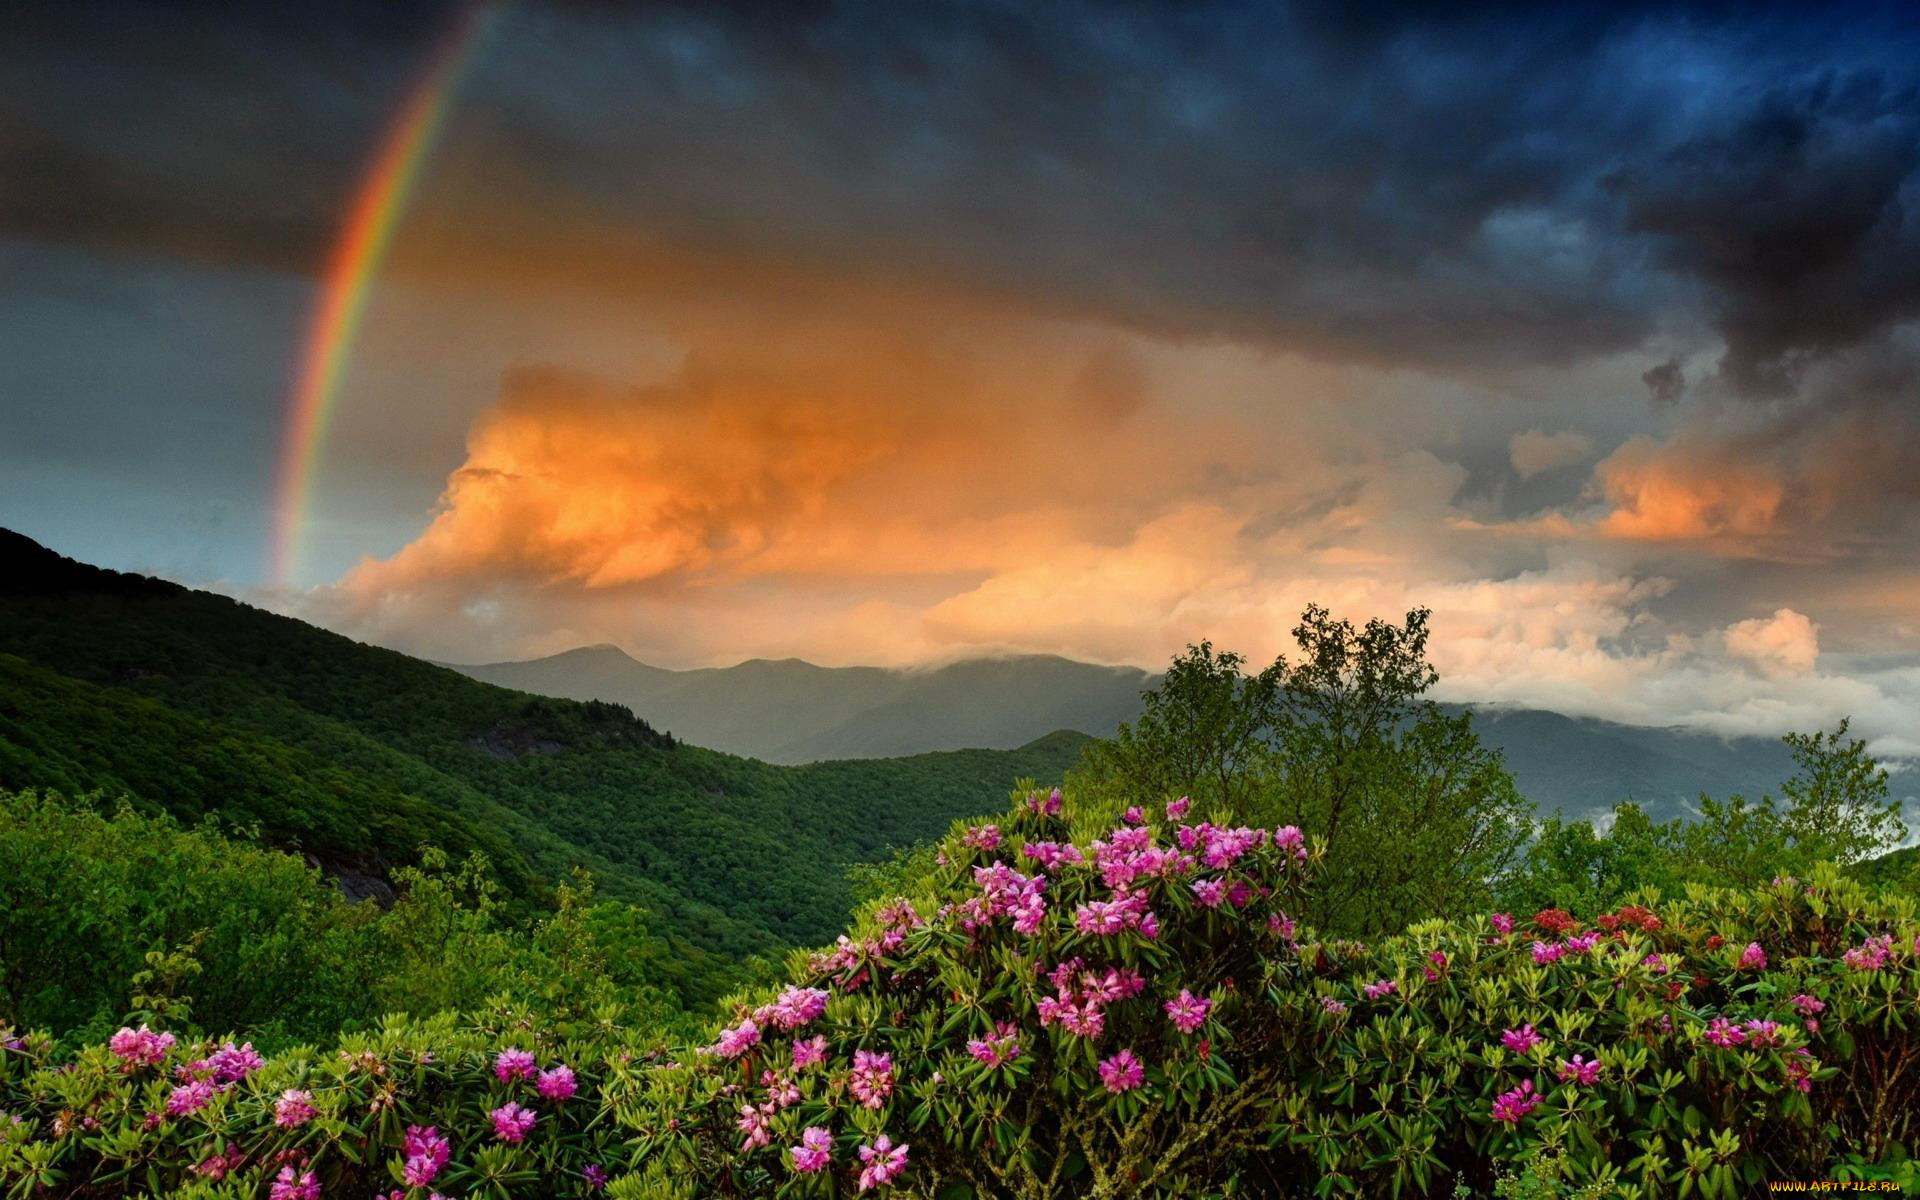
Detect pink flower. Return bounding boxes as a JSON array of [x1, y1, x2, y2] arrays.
[[1362, 979, 1397, 1000], [757, 986, 830, 1031], [1027, 787, 1063, 816], [1704, 1018, 1746, 1048], [269, 1167, 320, 1200], [1097, 1048, 1146, 1094], [1563, 932, 1600, 954], [165, 1079, 214, 1117], [107, 1025, 175, 1070], [1844, 935, 1894, 971], [1790, 993, 1825, 1016], [856, 1134, 909, 1191], [1273, 825, 1305, 856], [1641, 953, 1667, 974], [582, 1164, 609, 1190], [849, 1049, 895, 1109], [1501, 1025, 1543, 1055], [1164, 989, 1213, 1035], [1190, 878, 1227, 908], [402, 1126, 450, 1187], [206, 1041, 264, 1083], [1742, 1019, 1783, 1048], [791, 1035, 827, 1070], [537, 1065, 577, 1101], [966, 1022, 1022, 1068], [491, 1101, 537, 1143], [1531, 940, 1564, 965], [1490, 913, 1514, 936], [790, 1125, 833, 1173], [1491, 1079, 1541, 1125], [1165, 795, 1191, 820], [273, 1089, 316, 1128], [708, 1019, 762, 1059], [961, 824, 1002, 852], [1122, 806, 1146, 825], [1556, 1055, 1602, 1086], [1737, 942, 1768, 971], [737, 1103, 772, 1149], [493, 1047, 537, 1082], [1320, 996, 1348, 1015], [1786, 1048, 1816, 1093]]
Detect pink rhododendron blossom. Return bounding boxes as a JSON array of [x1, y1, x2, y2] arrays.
[[491, 1101, 537, 1143], [1737, 942, 1767, 971], [857, 1134, 909, 1191], [204, 1041, 264, 1083], [1742, 1019, 1783, 1048], [961, 824, 1002, 852], [1705, 1018, 1746, 1048], [402, 1126, 450, 1187], [849, 1049, 895, 1108], [1362, 979, 1397, 1000], [1563, 931, 1600, 954], [791, 1035, 827, 1069], [1642, 953, 1667, 973], [1557, 1055, 1602, 1085], [708, 1019, 761, 1059], [1190, 878, 1227, 908], [1491, 1079, 1541, 1125], [1164, 989, 1212, 1034], [1320, 996, 1348, 1015], [537, 1065, 577, 1101], [165, 1079, 214, 1117], [1502, 1025, 1543, 1055], [1022, 841, 1085, 871], [493, 1048, 537, 1082], [1791, 994, 1825, 1016], [1097, 1048, 1145, 1094], [1165, 795, 1191, 820], [966, 1022, 1022, 1068], [269, 1167, 320, 1200], [273, 1089, 316, 1128], [1531, 941, 1564, 964], [756, 986, 830, 1031], [1490, 913, 1514, 935], [1843, 935, 1894, 971], [790, 1126, 832, 1173], [1122, 806, 1146, 825], [108, 1026, 175, 1070], [737, 1102, 772, 1149], [1027, 788, 1063, 817]]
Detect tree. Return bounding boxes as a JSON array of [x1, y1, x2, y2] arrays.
[[1263, 605, 1529, 933], [1074, 641, 1282, 815], [1073, 607, 1532, 936], [1777, 719, 1905, 866]]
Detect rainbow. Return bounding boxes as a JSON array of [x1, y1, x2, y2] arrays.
[[271, 1, 505, 587]]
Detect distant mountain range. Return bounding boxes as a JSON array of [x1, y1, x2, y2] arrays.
[[455, 645, 1807, 821]]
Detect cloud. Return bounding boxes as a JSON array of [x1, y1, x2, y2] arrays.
[[12, 2, 1920, 379], [1509, 429, 1593, 478], [1724, 608, 1820, 677]]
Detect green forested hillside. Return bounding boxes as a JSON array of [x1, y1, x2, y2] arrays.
[[0, 529, 1083, 962]]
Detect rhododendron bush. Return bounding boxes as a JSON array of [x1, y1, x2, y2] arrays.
[[3, 790, 1918, 1198]]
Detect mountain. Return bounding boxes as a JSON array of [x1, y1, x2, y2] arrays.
[[0, 528, 1085, 986], [456, 646, 1152, 762], [459, 648, 1808, 822]]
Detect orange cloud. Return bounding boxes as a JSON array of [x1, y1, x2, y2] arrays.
[[1593, 434, 1788, 543]]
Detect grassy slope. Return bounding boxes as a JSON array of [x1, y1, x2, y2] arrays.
[[0, 529, 1085, 958]]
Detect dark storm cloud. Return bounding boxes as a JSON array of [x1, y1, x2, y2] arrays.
[[6, 0, 1920, 378]]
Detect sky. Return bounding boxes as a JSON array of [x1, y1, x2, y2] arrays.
[[5, 0, 1920, 751]]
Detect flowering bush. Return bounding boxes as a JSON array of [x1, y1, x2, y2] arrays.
[[3, 790, 1918, 1198]]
